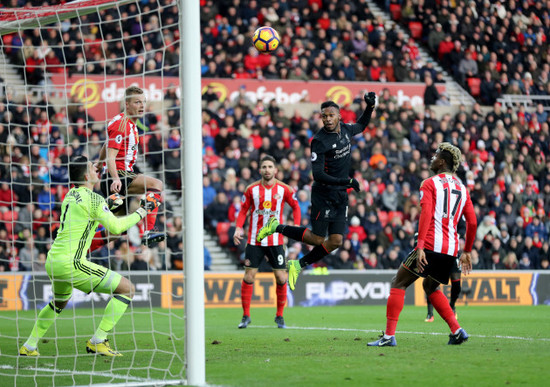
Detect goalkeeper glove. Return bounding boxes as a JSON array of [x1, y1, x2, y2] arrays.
[[364, 91, 376, 108], [107, 193, 124, 211], [140, 192, 162, 213], [343, 178, 361, 192]]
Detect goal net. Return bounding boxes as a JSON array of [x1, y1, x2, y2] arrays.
[[0, 0, 198, 385]]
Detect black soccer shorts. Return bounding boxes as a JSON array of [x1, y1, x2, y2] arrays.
[[401, 248, 457, 285], [244, 244, 286, 270], [310, 186, 349, 237], [101, 170, 137, 198]]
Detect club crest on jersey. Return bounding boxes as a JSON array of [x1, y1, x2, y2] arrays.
[[262, 201, 272, 209], [273, 193, 281, 200]]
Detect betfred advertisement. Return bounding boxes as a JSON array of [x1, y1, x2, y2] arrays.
[[201, 78, 445, 108], [413, 272, 536, 306], [49, 74, 444, 122]]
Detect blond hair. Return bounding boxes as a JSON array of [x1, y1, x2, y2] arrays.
[[438, 142, 462, 173], [125, 86, 144, 100]]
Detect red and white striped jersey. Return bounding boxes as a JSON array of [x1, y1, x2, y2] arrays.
[[236, 180, 301, 246], [106, 113, 139, 171], [417, 173, 477, 256]]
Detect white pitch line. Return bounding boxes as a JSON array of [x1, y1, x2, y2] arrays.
[[0, 364, 175, 383], [251, 325, 550, 342]]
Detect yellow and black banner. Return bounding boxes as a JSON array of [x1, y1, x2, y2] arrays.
[[0, 275, 23, 311], [413, 272, 535, 306], [161, 273, 277, 309]]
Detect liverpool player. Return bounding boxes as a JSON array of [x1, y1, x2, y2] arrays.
[[368, 142, 477, 347], [257, 92, 376, 290], [97, 86, 164, 247], [233, 155, 301, 329]]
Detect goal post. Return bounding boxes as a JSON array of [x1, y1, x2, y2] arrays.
[[0, 0, 205, 385], [180, 0, 206, 384]]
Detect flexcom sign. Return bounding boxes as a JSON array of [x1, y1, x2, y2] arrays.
[[201, 78, 444, 107], [49, 74, 443, 121], [290, 272, 415, 307]]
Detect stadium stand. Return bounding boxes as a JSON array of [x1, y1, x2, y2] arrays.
[[0, 0, 549, 271]]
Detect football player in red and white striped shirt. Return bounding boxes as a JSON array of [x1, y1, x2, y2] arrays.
[[97, 86, 164, 247], [368, 142, 477, 347], [233, 155, 301, 329]]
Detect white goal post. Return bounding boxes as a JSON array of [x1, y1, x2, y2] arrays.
[[0, 0, 205, 385]]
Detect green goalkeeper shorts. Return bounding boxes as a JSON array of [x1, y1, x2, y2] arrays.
[[46, 258, 122, 301]]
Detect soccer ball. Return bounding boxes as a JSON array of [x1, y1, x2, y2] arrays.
[[252, 26, 280, 53]]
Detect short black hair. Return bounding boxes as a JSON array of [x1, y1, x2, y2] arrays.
[[439, 150, 455, 172], [260, 155, 276, 167], [320, 101, 340, 110], [69, 156, 89, 186]]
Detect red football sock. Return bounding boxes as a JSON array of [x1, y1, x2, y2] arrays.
[[145, 206, 159, 231], [385, 288, 405, 336], [276, 282, 287, 317], [145, 190, 162, 232], [429, 290, 460, 333], [241, 280, 253, 317]]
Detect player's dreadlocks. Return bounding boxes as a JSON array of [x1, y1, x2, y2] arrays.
[[437, 142, 462, 173]]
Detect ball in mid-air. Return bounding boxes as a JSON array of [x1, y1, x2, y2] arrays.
[[252, 26, 280, 53]]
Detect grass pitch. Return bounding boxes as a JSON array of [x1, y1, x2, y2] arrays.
[[1, 305, 549, 386]]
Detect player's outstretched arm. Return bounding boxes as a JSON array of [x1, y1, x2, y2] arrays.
[[95, 193, 161, 235], [353, 92, 377, 131]]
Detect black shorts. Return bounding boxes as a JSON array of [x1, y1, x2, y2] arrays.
[[244, 245, 286, 270], [310, 186, 348, 237], [100, 170, 138, 197], [401, 248, 457, 285]]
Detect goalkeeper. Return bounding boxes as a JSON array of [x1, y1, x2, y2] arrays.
[[257, 92, 376, 290], [19, 156, 161, 357]]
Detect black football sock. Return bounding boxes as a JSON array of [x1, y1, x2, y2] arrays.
[[276, 225, 307, 242], [427, 299, 434, 316], [299, 245, 330, 268], [450, 280, 461, 308]]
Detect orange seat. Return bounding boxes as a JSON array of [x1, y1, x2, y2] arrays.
[[388, 211, 404, 225], [408, 21, 423, 40], [216, 222, 231, 246], [378, 211, 389, 228], [389, 4, 401, 21], [467, 77, 481, 97]]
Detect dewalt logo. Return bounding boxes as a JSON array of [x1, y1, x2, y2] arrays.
[[161, 273, 276, 308], [414, 273, 534, 306], [0, 275, 23, 310]]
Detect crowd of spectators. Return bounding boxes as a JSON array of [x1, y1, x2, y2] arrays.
[[1, 0, 550, 273], [202, 91, 550, 271], [379, 0, 550, 105]]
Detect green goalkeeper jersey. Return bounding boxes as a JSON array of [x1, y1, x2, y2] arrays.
[[48, 187, 142, 264]]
